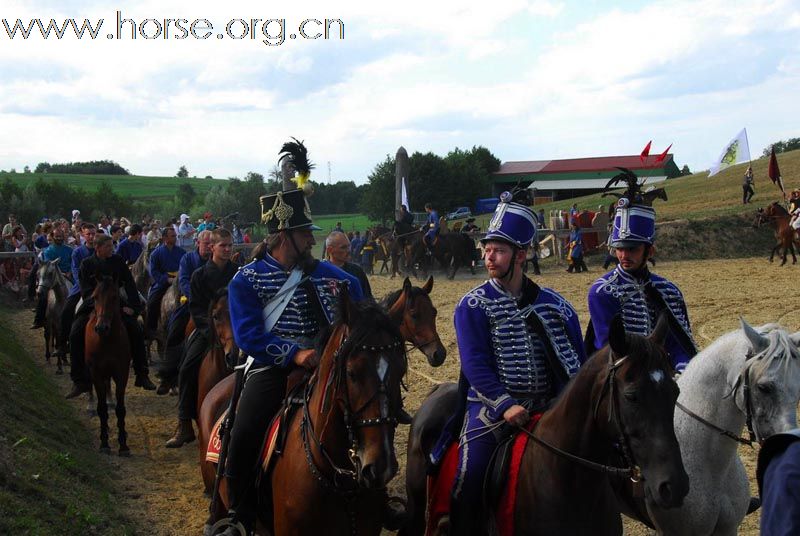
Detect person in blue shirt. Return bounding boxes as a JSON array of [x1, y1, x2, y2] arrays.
[[432, 190, 587, 536], [115, 224, 144, 265], [219, 187, 364, 535], [157, 230, 212, 394], [30, 228, 73, 330], [565, 222, 588, 273], [423, 202, 439, 252], [145, 226, 186, 336], [757, 429, 800, 536], [586, 168, 696, 373]]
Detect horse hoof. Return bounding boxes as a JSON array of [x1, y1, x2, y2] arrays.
[[99, 446, 111, 455], [119, 448, 131, 457]]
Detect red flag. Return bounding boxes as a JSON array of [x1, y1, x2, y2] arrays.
[[654, 143, 673, 164], [768, 147, 785, 196], [640, 140, 652, 164]]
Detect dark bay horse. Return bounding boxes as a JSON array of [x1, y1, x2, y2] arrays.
[[382, 276, 446, 367], [408, 232, 475, 280], [196, 290, 237, 422], [86, 275, 131, 456], [199, 290, 407, 535], [755, 202, 799, 265], [402, 315, 689, 536], [36, 260, 69, 374]]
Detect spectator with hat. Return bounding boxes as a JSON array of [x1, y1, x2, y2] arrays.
[[177, 213, 196, 248]]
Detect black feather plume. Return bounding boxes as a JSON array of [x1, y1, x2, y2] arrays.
[[603, 167, 644, 204], [279, 137, 314, 177]]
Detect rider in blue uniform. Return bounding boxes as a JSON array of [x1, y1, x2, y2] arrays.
[[30, 228, 73, 330], [433, 190, 587, 536], [586, 168, 697, 373], [423, 202, 439, 252], [145, 226, 186, 336], [157, 230, 212, 394], [218, 141, 371, 535], [757, 429, 800, 535], [115, 224, 144, 265]]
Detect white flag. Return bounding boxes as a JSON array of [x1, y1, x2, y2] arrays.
[[708, 128, 750, 177], [401, 176, 410, 212]]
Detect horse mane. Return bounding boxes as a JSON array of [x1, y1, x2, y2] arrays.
[[379, 286, 427, 310], [622, 332, 673, 374], [770, 202, 790, 216], [746, 328, 800, 379], [316, 299, 404, 356]]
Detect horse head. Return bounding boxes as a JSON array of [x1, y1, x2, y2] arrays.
[[323, 286, 406, 489], [601, 313, 689, 509], [729, 319, 800, 441], [209, 289, 237, 366], [36, 259, 62, 297], [386, 276, 446, 367], [92, 273, 120, 336]]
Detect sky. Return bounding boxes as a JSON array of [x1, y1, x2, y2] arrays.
[[0, 0, 798, 184]]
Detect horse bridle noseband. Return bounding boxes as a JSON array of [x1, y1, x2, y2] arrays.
[[677, 351, 759, 447], [300, 327, 404, 496], [516, 350, 643, 483]]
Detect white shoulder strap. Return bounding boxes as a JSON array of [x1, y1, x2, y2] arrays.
[[262, 268, 306, 333]]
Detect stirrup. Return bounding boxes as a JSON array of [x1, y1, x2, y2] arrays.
[[209, 517, 248, 536]]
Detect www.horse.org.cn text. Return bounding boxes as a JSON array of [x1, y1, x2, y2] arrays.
[[1, 11, 345, 46]]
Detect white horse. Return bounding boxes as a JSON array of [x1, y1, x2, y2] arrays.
[[632, 319, 800, 535]]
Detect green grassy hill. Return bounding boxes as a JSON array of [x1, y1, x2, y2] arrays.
[[0, 172, 222, 201], [0, 310, 133, 535]]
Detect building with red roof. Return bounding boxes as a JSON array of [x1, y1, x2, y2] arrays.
[[492, 154, 682, 201]]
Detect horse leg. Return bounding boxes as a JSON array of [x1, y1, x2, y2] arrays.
[[115, 373, 130, 456], [106, 378, 115, 411], [770, 244, 778, 263], [86, 389, 97, 417], [44, 325, 51, 364], [95, 381, 111, 453]]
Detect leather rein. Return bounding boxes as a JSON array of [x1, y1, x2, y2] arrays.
[[516, 350, 643, 483]]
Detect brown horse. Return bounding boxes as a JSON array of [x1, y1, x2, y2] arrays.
[[755, 202, 799, 265], [383, 276, 446, 367], [196, 290, 237, 424], [199, 290, 406, 535], [36, 260, 70, 374], [85, 275, 131, 456], [401, 315, 689, 536]]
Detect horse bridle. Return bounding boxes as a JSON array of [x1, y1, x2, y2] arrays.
[[395, 292, 439, 354], [301, 326, 405, 496], [677, 351, 759, 447], [516, 350, 644, 483]]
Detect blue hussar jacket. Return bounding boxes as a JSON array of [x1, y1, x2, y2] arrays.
[[588, 266, 697, 372], [148, 244, 186, 295], [430, 277, 586, 467], [68, 245, 94, 297], [43, 244, 73, 275], [178, 250, 206, 299], [115, 237, 143, 265], [426, 211, 439, 233], [228, 254, 363, 368]]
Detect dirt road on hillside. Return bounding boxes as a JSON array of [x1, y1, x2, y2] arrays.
[[12, 256, 799, 535]]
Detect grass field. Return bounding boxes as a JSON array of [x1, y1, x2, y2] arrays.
[[0, 172, 223, 201], [0, 309, 134, 535]]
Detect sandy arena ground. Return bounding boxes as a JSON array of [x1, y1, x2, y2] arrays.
[[12, 256, 799, 535]]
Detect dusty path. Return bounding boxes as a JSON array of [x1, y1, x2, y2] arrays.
[[12, 256, 799, 535]]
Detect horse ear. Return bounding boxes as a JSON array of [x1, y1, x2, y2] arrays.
[[608, 314, 628, 356], [791, 331, 800, 348], [387, 284, 407, 319], [740, 317, 768, 355], [649, 312, 669, 346], [403, 277, 412, 294], [422, 276, 434, 294]]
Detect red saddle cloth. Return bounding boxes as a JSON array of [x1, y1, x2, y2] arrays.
[[425, 413, 542, 536], [204, 411, 282, 470]]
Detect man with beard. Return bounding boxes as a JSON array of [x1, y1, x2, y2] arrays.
[[433, 190, 587, 536], [165, 228, 237, 447], [218, 186, 365, 535], [586, 168, 697, 373], [30, 228, 73, 329]]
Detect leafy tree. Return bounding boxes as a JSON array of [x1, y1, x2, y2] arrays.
[[361, 156, 395, 223], [176, 182, 196, 207], [35, 162, 51, 173], [176, 165, 189, 178], [46, 160, 129, 175], [763, 138, 800, 157], [23, 165, 31, 173]]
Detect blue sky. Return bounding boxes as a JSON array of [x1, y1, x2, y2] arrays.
[[0, 0, 798, 183]]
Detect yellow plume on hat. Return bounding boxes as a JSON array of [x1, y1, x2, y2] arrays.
[[279, 137, 314, 194]]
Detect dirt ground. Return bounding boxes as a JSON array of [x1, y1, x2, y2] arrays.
[[11, 256, 799, 535]]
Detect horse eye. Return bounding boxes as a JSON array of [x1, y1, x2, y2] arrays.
[[623, 391, 639, 402], [757, 383, 775, 395]]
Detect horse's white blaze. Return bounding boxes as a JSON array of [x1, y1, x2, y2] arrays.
[[650, 370, 665, 384], [377, 356, 389, 381]]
